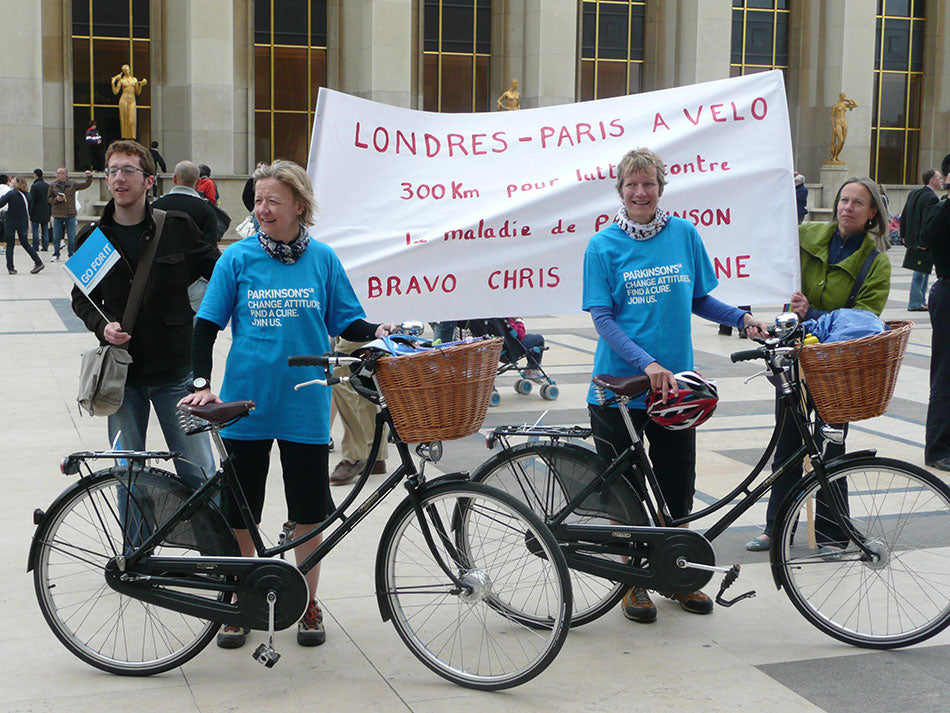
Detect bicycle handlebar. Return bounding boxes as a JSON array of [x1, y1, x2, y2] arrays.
[[288, 355, 328, 367], [730, 347, 767, 363]]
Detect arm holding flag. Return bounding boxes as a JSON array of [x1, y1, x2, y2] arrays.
[[68, 226, 123, 342]]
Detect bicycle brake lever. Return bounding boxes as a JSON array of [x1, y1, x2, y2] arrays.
[[743, 370, 768, 384], [294, 376, 346, 390]]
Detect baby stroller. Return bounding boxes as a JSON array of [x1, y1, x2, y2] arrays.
[[456, 318, 559, 404]]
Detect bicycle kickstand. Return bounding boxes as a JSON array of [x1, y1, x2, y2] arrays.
[[252, 591, 281, 668], [714, 564, 756, 607]]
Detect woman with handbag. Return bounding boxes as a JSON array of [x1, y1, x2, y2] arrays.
[[0, 176, 44, 275], [746, 177, 891, 553]]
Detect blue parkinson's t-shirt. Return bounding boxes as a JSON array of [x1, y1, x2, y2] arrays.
[[582, 218, 718, 408], [198, 237, 365, 443]]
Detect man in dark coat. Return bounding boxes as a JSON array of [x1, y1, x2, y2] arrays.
[[922, 178, 950, 471], [29, 169, 52, 251], [71, 139, 219, 489], [901, 168, 942, 311]]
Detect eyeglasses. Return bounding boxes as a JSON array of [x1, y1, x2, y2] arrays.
[[104, 165, 149, 177]]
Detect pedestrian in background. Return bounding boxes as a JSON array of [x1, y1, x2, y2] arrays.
[[29, 169, 51, 252], [47, 167, 92, 260], [0, 176, 45, 275]]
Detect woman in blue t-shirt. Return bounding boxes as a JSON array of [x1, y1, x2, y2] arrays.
[[179, 160, 394, 650], [582, 147, 767, 625]]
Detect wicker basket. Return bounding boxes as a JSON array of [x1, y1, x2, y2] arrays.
[[374, 338, 503, 443], [798, 320, 913, 423]]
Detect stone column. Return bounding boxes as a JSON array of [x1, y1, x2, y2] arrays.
[[644, 0, 732, 91], [787, 0, 877, 187], [917, 0, 950, 175], [161, 0, 238, 172], [338, 0, 414, 107], [0, 2, 47, 170]]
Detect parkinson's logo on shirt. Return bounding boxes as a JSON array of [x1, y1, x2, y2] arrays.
[[623, 263, 690, 305], [247, 287, 322, 327]]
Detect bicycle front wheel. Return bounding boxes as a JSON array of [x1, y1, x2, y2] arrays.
[[471, 442, 646, 626], [32, 468, 238, 675], [774, 456, 950, 648], [379, 481, 572, 690]]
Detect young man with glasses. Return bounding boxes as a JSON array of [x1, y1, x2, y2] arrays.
[[70, 139, 221, 490]]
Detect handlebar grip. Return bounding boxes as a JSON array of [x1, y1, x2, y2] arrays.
[[730, 347, 766, 363], [288, 355, 329, 367]]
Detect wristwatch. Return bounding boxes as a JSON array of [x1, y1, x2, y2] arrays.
[[190, 377, 210, 392]]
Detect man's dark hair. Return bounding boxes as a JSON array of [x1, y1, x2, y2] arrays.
[[923, 169, 938, 186], [0, 174, 7, 184], [198, 163, 211, 178], [105, 139, 156, 175], [34, 168, 43, 178], [942, 153, 950, 177], [151, 141, 159, 149]]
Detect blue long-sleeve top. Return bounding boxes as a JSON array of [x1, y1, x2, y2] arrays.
[[590, 296, 747, 372]]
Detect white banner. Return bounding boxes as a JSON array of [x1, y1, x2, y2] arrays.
[[308, 71, 799, 322]]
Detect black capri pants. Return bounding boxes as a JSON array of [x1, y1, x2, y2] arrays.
[[588, 403, 696, 521], [222, 438, 332, 528]]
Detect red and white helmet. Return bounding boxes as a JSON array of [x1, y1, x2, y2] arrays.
[[645, 371, 718, 430]]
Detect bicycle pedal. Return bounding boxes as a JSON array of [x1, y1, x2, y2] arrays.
[[714, 564, 756, 607], [252, 643, 281, 668]]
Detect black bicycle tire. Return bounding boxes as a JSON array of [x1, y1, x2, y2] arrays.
[[773, 456, 950, 649], [378, 480, 572, 690], [32, 468, 238, 675], [471, 441, 645, 626]]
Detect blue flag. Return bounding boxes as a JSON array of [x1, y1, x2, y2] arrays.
[[62, 227, 121, 295]]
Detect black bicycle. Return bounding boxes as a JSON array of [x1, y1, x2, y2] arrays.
[[471, 313, 950, 648], [28, 337, 572, 689]]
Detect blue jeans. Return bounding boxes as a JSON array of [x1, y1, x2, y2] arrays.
[[32, 221, 50, 251], [52, 216, 77, 258], [908, 270, 930, 310], [107, 375, 215, 492]]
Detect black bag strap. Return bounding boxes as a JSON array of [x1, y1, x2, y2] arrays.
[[844, 247, 879, 309], [119, 208, 166, 334]]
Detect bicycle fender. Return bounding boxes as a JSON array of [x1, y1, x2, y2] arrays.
[[767, 450, 877, 589]]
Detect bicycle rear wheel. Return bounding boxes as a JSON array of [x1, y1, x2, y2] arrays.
[[32, 468, 238, 675], [774, 456, 950, 648], [471, 442, 645, 626], [378, 480, 571, 690]]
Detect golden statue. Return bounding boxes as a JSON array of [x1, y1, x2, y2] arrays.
[[111, 64, 147, 139], [827, 92, 858, 165], [497, 78, 521, 111]]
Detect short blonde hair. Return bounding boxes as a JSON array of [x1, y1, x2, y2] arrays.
[[615, 147, 667, 197], [253, 160, 316, 227]]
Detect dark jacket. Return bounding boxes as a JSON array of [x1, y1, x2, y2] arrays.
[[150, 148, 167, 173], [70, 200, 220, 379], [152, 187, 218, 248], [30, 179, 51, 222], [795, 183, 808, 222], [922, 197, 950, 278], [0, 188, 32, 231], [901, 185, 938, 273], [48, 175, 92, 218]]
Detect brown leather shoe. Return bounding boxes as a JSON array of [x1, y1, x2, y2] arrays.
[[330, 459, 364, 485], [659, 589, 714, 614], [370, 460, 386, 475]]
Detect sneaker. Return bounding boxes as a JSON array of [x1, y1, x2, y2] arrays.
[[523, 368, 544, 383], [621, 586, 656, 623], [818, 545, 846, 561], [297, 599, 326, 646], [330, 458, 364, 485], [216, 624, 249, 649], [745, 534, 770, 551], [718, 324, 733, 336], [659, 590, 714, 614], [8, 269, 16, 275], [31, 263, 45, 274], [51, 256, 59, 262]]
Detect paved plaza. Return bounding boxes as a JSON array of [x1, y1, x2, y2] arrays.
[[1, 245, 947, 712]]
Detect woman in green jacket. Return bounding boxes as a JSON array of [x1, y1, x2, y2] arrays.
[[746, 177, 890, 553]]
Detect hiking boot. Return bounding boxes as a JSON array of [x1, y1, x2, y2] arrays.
[[621, 586, 656, 623], [297, 599, 326, 646], [659, 590, 714, 614], [216, 624, 249, 649]]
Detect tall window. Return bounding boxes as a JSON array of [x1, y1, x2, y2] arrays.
[[730, 0, 789, 78], [579, 0, 645, 101], [871, 0, 925, 184], [423, 0, 491, 112], [254, 0, 327, 165], [72, 0, 151, 168]]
